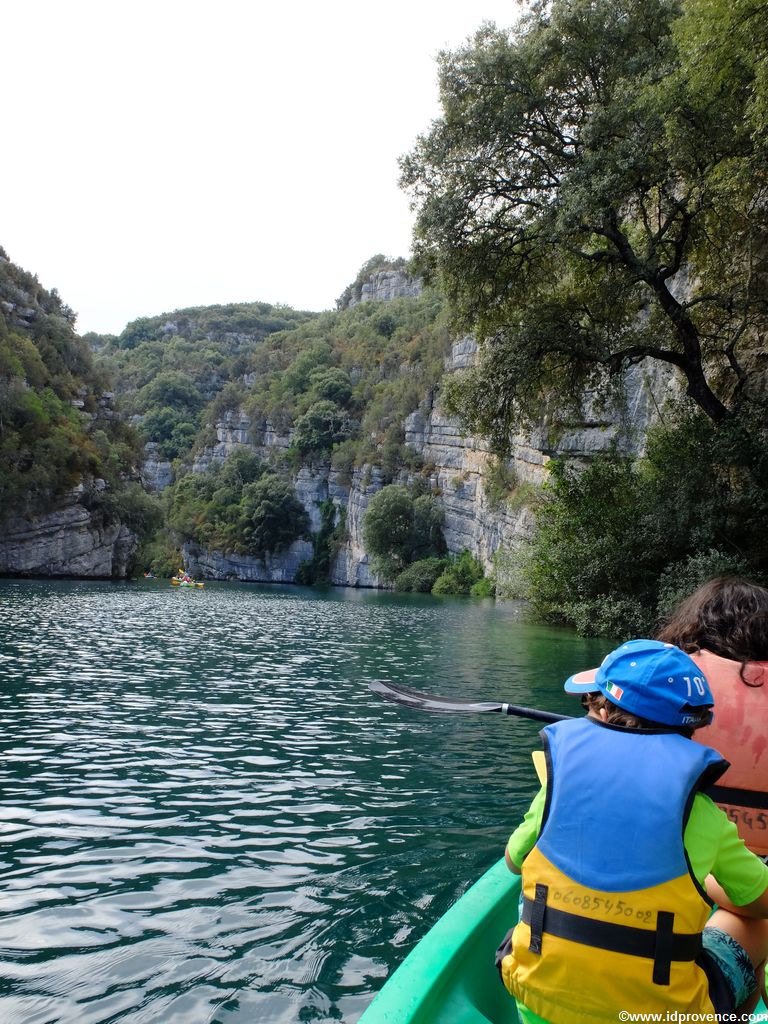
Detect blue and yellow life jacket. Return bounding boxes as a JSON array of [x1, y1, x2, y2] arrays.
[[501, 717, 728, 1023]]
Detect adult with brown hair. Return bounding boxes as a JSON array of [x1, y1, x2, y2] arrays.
[[657, 577, 768, 856]]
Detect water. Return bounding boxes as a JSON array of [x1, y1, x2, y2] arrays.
[[0, 580, 608, 1023]]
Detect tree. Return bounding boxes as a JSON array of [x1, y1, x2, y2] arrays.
[[432, 550, 486, 596], [362, 485, 446, 580], [411, 494, 448, 562], [292, 400, 350, 457], [307, 367, 353, 408], [135, 371, 203, 415], [523, 413, 768, 634], [400, 0, 768, 446], [363, 485, 415, 579], [238, 473, 309, 557]]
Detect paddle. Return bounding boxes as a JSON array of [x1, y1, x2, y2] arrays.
[[368, 679, 573, 724]]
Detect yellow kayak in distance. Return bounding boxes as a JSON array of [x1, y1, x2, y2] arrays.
[[170, 577, 205, 589]]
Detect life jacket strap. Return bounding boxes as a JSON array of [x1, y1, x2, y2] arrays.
[[521, 895, 703, 985], [706, 785, 768, 810]]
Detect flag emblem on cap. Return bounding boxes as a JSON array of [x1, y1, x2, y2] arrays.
[[605, 681, 624, 701]]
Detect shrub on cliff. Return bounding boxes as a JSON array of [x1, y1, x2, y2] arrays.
[[292, 400, 351, 459], [167, 450, 308, 558], [363, 485, 446, 581], [432, 550, 487, 596], [238, 474, 309, 557], [525, 415, 768, 635], [0, 253, 145, 522], [394, 557, 449, 593]]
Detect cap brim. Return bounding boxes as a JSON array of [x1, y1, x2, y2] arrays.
[[564, 667, 599, 693]]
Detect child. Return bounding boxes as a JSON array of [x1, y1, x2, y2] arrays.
[[498, 639, 768, 1023]]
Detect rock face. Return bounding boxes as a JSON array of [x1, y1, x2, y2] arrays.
[[140, 443, 175, 492], [344, 269, 422, 308], [184, 538, 315, 583], [183, 333, 670, 587], [0, 496, 137, 578]]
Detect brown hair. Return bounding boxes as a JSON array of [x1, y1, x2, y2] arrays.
[[583, 694, 709, 736], [657, 577, 768, 685]]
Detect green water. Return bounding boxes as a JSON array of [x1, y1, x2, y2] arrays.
[[0, 580, 609, 1023]]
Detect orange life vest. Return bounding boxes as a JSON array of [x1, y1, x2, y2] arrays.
[[691, 649, 768, 856]]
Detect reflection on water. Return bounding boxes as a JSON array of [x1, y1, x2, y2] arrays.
[[0, 580, 608, 1022]]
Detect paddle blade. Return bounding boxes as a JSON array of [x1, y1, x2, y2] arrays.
[[368, 680, 571, 723], [369, 679, 504, 715]]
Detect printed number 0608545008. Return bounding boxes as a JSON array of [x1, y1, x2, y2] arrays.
[[551, 890, 653, 923]]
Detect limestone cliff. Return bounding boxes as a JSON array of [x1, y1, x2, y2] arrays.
[[0, 491, 136, 578], [0, 249, 143, 579], [182, 334, 668, 587], [336, 259, 423, 309], [345, 269, 423, 307]]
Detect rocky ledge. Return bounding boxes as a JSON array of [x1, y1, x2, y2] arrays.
[[0, 497, 136, 578]]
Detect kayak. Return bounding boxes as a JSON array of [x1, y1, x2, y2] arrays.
[[358, 858, 520, 1023], [170, 577, 205, 588], [357, 858, 768, 1023]]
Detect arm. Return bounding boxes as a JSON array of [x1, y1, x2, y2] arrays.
[[506, 848, 522, 874], [706, 875, 768, 919], [505, 785, 546, 874]]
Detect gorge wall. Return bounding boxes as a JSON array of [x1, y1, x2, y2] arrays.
[[0, 493, 136, 578], [0, 249, 140, 579], [180, 314, 670, 588]]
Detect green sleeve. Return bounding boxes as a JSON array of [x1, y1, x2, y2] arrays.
[[685, 793, 768, 905], [506, 786, 546, 869]]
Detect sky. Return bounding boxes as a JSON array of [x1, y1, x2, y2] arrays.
[[3, 1, 522, 336]]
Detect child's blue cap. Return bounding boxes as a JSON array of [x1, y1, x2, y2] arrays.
[[564, 639, 714, 728]]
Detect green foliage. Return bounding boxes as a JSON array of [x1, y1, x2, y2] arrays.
[[564, 596, 652, 639], [140, 407, 199, 459], [116, 302, 316, 352], [525, 413, 768, 635], [132, 531, 182, 578], [492, 545, 532, 601], [135, 371, 204, 414], [0, 254, 145, 520], [484, 459, 518, 510], [363, 485, 415, 580], [401, 0, 768, 443], [470, 577, 495, 598], [242, 290, 449, 471], [656, 550, 752, 624], [307, 367, 353, 407], [167, 450, 308, 558], [362, 485, 446, 581], [394, 556, 449, 593], [92, 482, 163, 536], [432, 550, 487, 596], [292, 400, 351, 458], [95, 302, 319, 461], [296, 500, 346, 585], [239, 474, 310, 557], [411, 494, 448, 561]]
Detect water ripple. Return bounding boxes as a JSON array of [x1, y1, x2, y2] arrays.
[[0, 580, 607, 1022]]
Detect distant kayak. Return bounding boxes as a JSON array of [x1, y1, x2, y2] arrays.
[[170, 577, 204, 589]]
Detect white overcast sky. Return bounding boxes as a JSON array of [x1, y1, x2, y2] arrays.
[[3, 1, 522, 336]]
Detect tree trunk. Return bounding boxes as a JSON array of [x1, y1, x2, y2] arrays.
[[654, 281, 732, 424]]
